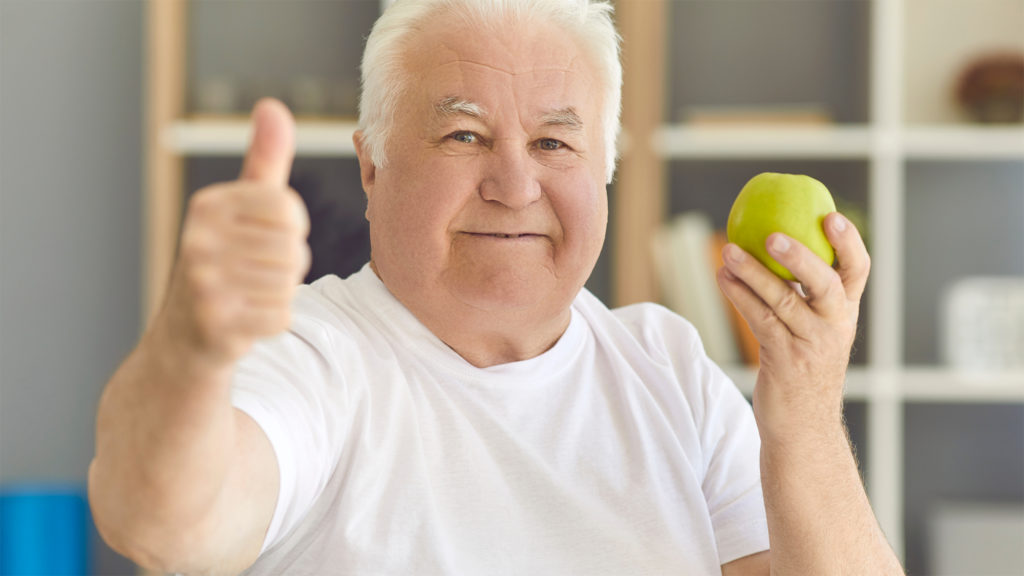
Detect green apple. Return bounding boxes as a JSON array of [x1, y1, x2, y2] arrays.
[[726, 172, 836, 281]]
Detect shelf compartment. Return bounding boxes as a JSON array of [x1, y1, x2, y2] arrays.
[[903, 161, 1024, 364], [666, 0, 871, 125], [187, 0, 379, 118], [902, 402, 1024, 575], [903, 0, 1024, 125]]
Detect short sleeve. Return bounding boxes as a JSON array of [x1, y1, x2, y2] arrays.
[[231, 303, 348, 554], [695, 350, 770, 564], [611, 302, 770, 564]]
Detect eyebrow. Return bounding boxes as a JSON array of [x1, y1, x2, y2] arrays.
[[434, 96, 487, 120], [539, 107, 584, 132], [434, 97, 584, 132]]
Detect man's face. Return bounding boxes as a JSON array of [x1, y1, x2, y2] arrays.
[[359, 15, 608, 324]]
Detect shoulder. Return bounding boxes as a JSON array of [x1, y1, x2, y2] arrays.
[[574, 290, 705, 365], [288, 268, 378, 344], [235, 271, 371, 381]]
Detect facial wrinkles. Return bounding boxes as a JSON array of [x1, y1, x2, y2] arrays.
[[433, 62, 586, 143], [433, 60, 598, 240]]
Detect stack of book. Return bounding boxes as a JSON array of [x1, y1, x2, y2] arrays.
[[652, 212, 760, 368]]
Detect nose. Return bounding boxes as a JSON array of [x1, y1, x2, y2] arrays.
[[479, 143, 542, 209]]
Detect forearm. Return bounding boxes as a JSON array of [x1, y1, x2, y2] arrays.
[[759, 422, 903, 576], [88, 321, 239, 562]]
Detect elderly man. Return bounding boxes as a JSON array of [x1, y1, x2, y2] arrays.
[[89, 0, 904, 574]]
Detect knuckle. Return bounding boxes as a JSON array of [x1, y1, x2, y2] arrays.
[[179, 229, 219, 262], [186, 265, 221, 299], [298, 243, 313, 277], [757, 307, 782, 330], [284, 188, 311, 233], [860, 252, 872, 275], [824, 273, 846, 299], [187, 185, 227, 218], [773, 290, 802, 316], [289, 240, 309, 268]]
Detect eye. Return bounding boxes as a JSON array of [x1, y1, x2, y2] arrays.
[[538, 138, 565, 151], [449, 131, 477, 144]]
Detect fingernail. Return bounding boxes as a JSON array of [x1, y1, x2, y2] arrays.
[[833, 213, 848, 232], [770, 234, 790, 253], [725, 244, 745, 263]]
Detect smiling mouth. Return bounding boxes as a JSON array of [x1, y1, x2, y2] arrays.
[[468, 232, 541, 239]]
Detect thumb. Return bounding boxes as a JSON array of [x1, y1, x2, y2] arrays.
[[240, 98, 296, 186]]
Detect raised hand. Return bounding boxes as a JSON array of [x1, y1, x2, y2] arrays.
[[716, 212, 869, 441], [158, 98, 311, 367]]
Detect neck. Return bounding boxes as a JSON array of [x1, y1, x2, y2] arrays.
[[370, 261, 574, 368], [432, 308, 572, 368]]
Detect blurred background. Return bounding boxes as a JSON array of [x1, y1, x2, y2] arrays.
[[0, 0, 1021, 574]]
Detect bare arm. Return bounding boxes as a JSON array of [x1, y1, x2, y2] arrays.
[[88, 99, 310, 575], [717, 212, 904, 575]]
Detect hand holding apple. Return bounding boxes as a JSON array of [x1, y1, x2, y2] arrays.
[[727, 172, 836, 281], [717, 174, 870, 444]]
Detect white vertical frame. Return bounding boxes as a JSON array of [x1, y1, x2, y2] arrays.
[[868, 0, 906, 562]]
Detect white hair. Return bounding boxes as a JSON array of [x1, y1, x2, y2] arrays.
[[358, 0, 623, 183]]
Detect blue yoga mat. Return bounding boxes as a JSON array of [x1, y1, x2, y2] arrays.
[[0, 485, 91, 576]]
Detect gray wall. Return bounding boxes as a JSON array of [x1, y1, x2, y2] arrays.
[[1, 1, 143, 573], [0, 0, 141, 483]]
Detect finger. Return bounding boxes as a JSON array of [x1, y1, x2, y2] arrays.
[[229, 225, 307, 267], [716, 265, 786, 346], [763, 232, 846, 318], [240, 98, 296, 186], [721, 243, 815, 336], [823, 212, 870, 302], [228, 261, 301, 295], [228, 185, 310, 236]]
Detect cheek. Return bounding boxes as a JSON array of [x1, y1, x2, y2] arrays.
[[371, 165, 470, 251], [551, 173, 608, 256]]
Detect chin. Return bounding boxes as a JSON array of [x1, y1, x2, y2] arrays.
[[442, 264, 565, 315]]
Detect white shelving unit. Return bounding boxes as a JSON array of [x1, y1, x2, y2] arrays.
[[645, 0, 1024, 565], [146, 0, 1023, 571]]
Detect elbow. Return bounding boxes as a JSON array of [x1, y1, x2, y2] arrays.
[[88, 459, 214, 574], [88, 459, 168, 572]]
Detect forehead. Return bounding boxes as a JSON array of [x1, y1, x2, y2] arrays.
[[402, 13, 600, 118]]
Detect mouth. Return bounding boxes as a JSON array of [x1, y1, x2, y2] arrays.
[[466, 232, 543, 239]]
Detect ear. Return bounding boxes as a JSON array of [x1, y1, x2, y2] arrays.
[[353, 130, 377, 196]]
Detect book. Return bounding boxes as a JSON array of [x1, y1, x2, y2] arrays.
[[679, 103, 832, 127], [652, 212, 741, 366], [708, 231, 760, 367]]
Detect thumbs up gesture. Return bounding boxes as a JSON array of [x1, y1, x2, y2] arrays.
[[158, 99, 312, 367]]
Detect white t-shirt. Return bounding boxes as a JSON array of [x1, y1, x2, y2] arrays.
[[232, 264, 769, 575]]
